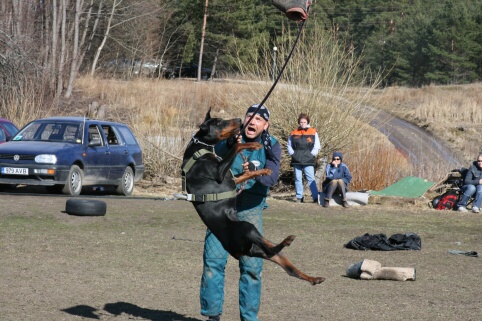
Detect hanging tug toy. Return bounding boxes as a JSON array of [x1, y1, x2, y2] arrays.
[[273, 0, 311, 21]]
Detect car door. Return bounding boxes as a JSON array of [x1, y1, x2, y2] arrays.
[[82, 124, 111, 183], [101, 124, 128, 180]]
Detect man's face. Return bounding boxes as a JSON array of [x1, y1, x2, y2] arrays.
[[243, 113, 269, 139]]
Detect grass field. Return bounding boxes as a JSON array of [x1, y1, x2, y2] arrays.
[[1, 193, 480, 320]]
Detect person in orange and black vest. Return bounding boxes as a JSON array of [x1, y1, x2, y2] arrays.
[[287, 113, 320, 203], [322, 151, 352, 208]]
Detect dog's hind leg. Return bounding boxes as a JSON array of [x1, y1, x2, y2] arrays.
[[249, 235, 295, 258], [269, 253, 326, 285]]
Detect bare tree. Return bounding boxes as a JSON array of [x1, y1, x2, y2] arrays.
[[50, 0, 58, 92], [197, 0, 208, 82], [1, 0, 184, 118], [56, 0, 67, 99], [90, 0, 119, 76], [64, 0, 83, 98]]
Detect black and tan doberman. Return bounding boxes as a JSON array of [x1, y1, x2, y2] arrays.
[[182, 108, 324, 285]]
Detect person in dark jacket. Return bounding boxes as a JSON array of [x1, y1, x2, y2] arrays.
[[287, 113, 320, 203], [322, 151, 352, 208], [457, 154, 482, 213]]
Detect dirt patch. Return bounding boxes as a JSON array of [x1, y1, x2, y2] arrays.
[[0, 192, 481, 321]]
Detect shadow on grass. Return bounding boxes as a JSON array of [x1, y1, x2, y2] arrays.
[[62, 302, 202, 320]]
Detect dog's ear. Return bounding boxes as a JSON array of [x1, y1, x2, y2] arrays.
[[203, 108, 212, 123]]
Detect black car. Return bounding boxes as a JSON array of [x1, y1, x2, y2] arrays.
[[0, 117, 144, 195]]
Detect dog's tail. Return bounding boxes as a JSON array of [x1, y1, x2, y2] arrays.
[[258, 235, 295, 258]]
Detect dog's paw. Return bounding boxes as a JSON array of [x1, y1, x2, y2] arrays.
[[310, 277, 326, 285]]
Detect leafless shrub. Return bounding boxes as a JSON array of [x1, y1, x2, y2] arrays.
[[0, 26, 47, 126], [231, 22, 382, 159], [345, 130, 412, 191]]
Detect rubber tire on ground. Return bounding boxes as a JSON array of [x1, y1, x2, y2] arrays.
[[65, 199, 107, 216], [116, 166, 134, 196], [62, 165, 84, 196]]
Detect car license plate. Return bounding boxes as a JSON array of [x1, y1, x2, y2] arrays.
[[1, 167, 28, 175]]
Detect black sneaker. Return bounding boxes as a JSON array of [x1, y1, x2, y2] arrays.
[[207, 316, 220, 321]]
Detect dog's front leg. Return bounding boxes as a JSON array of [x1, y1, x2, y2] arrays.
[[214, 142, 263, 183], [234, 168, 272, 185]]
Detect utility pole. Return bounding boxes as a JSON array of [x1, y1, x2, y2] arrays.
[[272, 46, 277, 82], [197, 0, 208, 82]]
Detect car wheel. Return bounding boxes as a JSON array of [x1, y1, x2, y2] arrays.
[[116, 166, 134, 196], [65, 199, 106, 216], [62, 165, 83, 196]]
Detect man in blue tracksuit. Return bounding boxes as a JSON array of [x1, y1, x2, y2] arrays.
[[199, 104, 281, 321]]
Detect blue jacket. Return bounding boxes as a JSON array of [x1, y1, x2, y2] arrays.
[[215, 134, 281, 196], [322, 162, 352, 192], [464, 162, 482, 186]]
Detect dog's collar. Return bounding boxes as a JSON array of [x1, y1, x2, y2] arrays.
[[191, 135, 215, 149]]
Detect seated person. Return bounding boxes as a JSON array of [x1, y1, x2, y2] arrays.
[[457, 154, 482, 213], [321, 151, 352, 208]]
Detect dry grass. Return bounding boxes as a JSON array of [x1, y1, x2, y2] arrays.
[[370, 83, 482, 163], [0, 79, 48, 128], [74, 76, 404, 190], [75, 76, 265, 179], [7, 73, 475, 191]]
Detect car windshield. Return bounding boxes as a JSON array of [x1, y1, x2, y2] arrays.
[[12, 121, 84, 143]]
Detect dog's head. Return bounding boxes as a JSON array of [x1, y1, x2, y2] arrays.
[[195, 108, 242, 145]]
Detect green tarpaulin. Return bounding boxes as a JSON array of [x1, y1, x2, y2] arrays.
[[370, 176, 434, 198]]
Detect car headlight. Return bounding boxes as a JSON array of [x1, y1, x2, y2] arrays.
[[35, 154, 57, 164]]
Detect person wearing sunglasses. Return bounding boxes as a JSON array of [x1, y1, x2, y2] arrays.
[[321, 151, 352, 208], [457, 154, 482, 213]]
